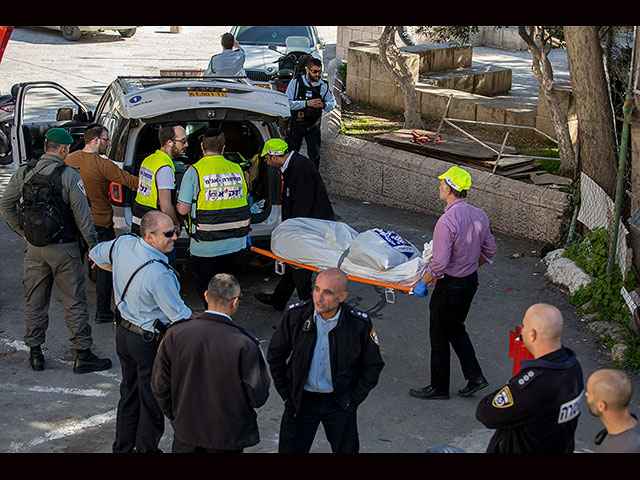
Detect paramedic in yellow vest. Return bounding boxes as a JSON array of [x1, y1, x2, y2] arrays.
[[132, 124, 187, 267], [176, 128, 250, 306]]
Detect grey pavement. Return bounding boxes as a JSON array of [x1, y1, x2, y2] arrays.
[[0, 26, 636, 455]]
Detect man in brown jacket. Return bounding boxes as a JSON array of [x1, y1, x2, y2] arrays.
[[151, 273, 271, 453], [65, 124, 139, 324]]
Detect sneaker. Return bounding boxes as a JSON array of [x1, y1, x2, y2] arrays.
[[73, 349, 112, 374]]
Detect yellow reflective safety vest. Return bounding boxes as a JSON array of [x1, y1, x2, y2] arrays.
[[132, 150, 176, 231], [188, 155, 250, 241]]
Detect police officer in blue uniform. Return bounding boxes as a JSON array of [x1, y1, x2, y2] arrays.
[[267, 268, 384, 453], [90, 210, 192, 453], [285, 56, 336, 170]]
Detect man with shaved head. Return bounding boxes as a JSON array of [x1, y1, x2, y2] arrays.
[[267, 268, 385, 453], [475, 303, 584, 453], [587, 369, 640, 452]]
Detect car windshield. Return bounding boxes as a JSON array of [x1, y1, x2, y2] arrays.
[[235, 26, 313, 47]]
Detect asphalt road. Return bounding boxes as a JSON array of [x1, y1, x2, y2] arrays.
[[0, 26, 637, 455]]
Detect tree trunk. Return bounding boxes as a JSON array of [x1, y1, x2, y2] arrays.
[[564, 26, 619, 198], [378, 26, 424, 130], [518, 26, 577, 179]]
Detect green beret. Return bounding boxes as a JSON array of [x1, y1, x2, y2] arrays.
[[45, 128, 74, 145]]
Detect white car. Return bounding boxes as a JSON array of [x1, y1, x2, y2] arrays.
[[40, 26, 139, 41], [10, 77, 291, 260]]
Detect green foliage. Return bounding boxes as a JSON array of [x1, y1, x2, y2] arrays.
[[564, 227, 609, 277], [565, 227, 640, 369], [337, 63, 347, 85]]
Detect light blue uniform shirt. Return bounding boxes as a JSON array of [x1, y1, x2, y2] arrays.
[[177, 166, 247, 258], [285, 73, 337, 113], [89, 235, 192, 332], [304, 308, 341, 393], [205, 49, 246, 76]]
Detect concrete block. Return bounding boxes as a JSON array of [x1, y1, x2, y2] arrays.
[[347, 47, 372, 80], [476, 101, 507, 127], [346, 75, 371, 104], [369, 80, 403, 111], [537, 82, 573, 117], [449, 96, 477, 121]]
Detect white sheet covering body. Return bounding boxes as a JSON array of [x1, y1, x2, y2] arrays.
[[270, 218, 428, 287]]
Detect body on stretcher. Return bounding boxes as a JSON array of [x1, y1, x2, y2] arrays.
[[251, 217, 432, 303]]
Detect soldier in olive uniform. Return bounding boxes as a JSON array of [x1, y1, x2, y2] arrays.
[[0, 128, 112, 374]]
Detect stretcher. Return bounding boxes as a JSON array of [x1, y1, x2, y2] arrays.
[[251, 219, 430, 303], [251, 246, 412, 303]]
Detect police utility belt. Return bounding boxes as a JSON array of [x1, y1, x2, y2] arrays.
[[110, 234, 175, 341]]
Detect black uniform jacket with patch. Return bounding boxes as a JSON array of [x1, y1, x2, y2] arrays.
[[267, 300, 385, 412], [475, 347, 584, 453]]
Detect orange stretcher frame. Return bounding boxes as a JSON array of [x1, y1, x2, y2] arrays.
[[251, 246, 413, 293]]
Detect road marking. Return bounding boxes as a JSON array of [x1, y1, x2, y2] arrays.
[[1, 338, 120, 379], [8, 409, 117, 453], [0, 383, 111, 397]]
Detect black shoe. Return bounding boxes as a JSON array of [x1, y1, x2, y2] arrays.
[[94, 311, 114, 324], [29, 346, 44, 371], [409, 385, 449, 400], [73, 349, 112, 374], [457, 376, 489, 397], [254, 292, 285, 311]]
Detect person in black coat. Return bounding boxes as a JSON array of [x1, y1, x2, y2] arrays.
[[475, 304, 584, 453], [255, 138, 335, 311], [151, 273, 270, 453], [267, 268, 385, 453]]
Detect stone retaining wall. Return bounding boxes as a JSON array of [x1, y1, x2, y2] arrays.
[[320, 133, 570, 244]]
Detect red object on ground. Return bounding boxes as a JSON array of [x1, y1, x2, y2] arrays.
[[410, 130, 440, 144], [508, 326, 534, 377], [0, 26, 13, 65]]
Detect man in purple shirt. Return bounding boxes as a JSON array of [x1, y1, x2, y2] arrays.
[[410, 166, 497, 401]]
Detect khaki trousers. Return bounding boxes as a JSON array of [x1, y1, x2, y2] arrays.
[[23, 241, 93, 350]]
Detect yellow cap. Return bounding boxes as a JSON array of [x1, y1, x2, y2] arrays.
[[438, 166, 471, 191]]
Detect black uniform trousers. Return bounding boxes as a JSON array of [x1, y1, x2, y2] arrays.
[[112, 324, 164, 453], [278, 391, 359, 453], [270, 265, 313, 310], [94, 225, 116, 318], [287, 118, 322, 170], [428, 271, 484, 392], [187, 251, 239, 308]]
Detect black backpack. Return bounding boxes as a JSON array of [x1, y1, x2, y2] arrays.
[[20, 161, 70, 247]]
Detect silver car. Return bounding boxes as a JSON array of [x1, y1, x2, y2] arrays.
[[230, 26, 325, 88]]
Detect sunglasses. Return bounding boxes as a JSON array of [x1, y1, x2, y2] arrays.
[[155, 229, 177, 238]]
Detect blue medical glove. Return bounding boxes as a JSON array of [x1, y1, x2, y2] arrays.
[[413, 279, 429, 297]]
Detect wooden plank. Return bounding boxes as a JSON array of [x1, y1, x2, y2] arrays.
[[375, 129, 518, 165]]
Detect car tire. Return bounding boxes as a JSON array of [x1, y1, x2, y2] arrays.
[[118, 29, 136, 38], [61, 26, 82, 41]]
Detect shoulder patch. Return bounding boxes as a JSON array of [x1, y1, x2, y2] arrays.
[[491, 386, 514, 408], [349, 307, 369, 320], [515, 369, 537, 388], [369, 327, 379, 346], [287, 298, 311, 311]]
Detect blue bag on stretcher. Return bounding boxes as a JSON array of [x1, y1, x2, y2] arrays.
[[270, 217, 429, 288]]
